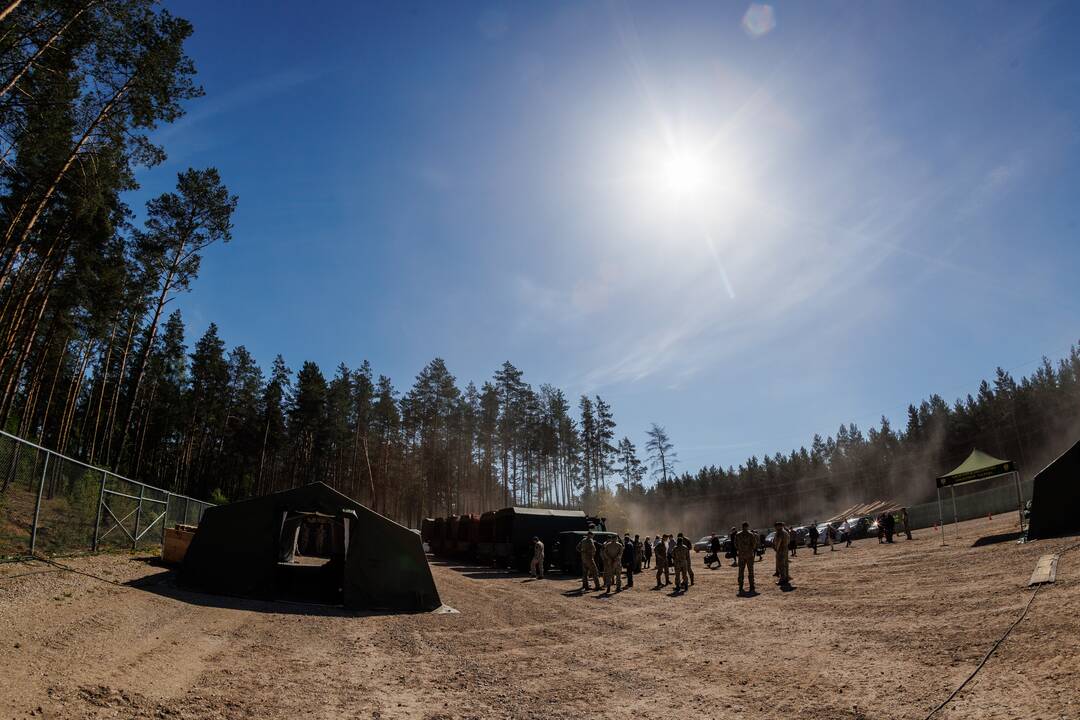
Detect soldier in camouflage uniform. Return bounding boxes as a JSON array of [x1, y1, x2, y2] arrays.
[[576, 531, 601, 591], [677, 533, 695, 587], [602, 534, 624, 593], [654, 534, 671, 588], [772, 522, 791, 586], [672, 536, 691, 591], [735, 522, 758, 594]]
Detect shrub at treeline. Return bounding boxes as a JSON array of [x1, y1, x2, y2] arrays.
[[2, 2, 1078, 528]]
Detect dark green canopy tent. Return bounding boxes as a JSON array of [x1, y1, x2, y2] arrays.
[[1027, 441, 1080, 540], [934, 449, 1022, 544], [180, 482, 441, 612]]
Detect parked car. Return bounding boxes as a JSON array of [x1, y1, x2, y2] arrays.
[[845, 516, 874, 540], [816, 522, 837, 544], [693, 535, 718, 553]]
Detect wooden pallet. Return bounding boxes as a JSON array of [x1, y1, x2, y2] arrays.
[[1027, 554, 1058, 586]]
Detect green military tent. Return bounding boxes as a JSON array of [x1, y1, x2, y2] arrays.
[[1027, 441, 1080, 540], [934, 449, 1022, 544], [180, 482, 441, 612]]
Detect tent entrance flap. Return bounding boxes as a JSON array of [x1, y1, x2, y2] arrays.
[[275, 510, 348, 602]]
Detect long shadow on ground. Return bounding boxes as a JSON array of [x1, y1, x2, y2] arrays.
[[123, 568, 406, 617], [428, 558, 581, 583], [972, 531, 1025, 547]]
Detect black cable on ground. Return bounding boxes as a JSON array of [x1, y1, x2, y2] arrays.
[[924, 539, 1080, 719], [923, 584, 1042, 719]]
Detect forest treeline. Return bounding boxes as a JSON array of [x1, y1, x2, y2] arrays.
[[0, 1, 645, 527], [3, 2, 1079, 531], [621, 350, 1080, 533]]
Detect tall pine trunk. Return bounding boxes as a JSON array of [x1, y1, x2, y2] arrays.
[[0, 78, 130, 292], [0, 0, 24, 24], [117, 266, 176, 465], [0, 3, 94, 99]]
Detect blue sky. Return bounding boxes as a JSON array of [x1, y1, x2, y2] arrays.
[[139, 1, 1080, 476]]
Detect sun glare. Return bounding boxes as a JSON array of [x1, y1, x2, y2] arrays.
[[620, 129, 747, 223], [661, 150, 709, 196]]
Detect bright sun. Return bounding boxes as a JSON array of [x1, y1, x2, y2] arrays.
[[660, 150, 709, 197], [623, 130, 745, 219]]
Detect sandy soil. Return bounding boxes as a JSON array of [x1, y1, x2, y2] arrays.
[[0, 515, 1077, 720]]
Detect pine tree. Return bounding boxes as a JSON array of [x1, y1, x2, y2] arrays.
[[288, 361, 327, 486], [578, 395, 595, 496], [594, 396, 616, 491], [645, 423, 676, 484], [616, 436, 644, 492], [185, 322, 228, 495]]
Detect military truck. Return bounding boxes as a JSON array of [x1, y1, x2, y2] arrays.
[[454, 514, 479, 556], [492, 507, 603, 572], [475, 510, 497, 564], [555, 530, 619, 575], [430, 517, 447, 555]]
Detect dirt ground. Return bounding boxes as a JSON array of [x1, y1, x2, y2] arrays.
[[0, 515, 1077, 720]]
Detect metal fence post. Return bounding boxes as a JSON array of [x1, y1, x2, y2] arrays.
[[133, 483, 145, 550], [162, 492, 172, 546], [92, 470, 107, 552], [29, 452, 50, 555], [0, 429, 213, 558], [950, 486, 959, 539]]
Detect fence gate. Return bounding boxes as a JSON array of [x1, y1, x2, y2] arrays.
[[0, 429, 212, 558]]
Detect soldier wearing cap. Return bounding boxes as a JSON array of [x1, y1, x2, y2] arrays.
[[672, 535, 691, 592], [577, 531, 601, 591], [602, 534, 624, 593], [677, 533, 695, 587], [734, 522, 758, 595], [654, 534, 671, 588]]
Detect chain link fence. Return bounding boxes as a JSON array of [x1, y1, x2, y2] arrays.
[[0, 429, 212, 559], [906, 474, 1031, 532]]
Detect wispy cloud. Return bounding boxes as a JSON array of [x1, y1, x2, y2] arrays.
[[154, 68, 323, 146]]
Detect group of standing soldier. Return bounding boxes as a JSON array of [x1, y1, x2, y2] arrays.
[[574, 531, 698, 594], [567, 522, 793, 598], [555, 511, 915, 598]]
